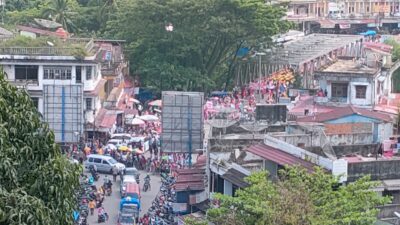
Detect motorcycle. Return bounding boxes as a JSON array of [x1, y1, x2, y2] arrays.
[[89, 166, 99, 181], [97, 213, 107, 223], [143, 180, 150, 192]]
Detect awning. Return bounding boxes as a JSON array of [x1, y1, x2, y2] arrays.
[[319, 20, 335, 29], [383, 179, 400, 191], [246, 144, 317, 172], [339, 23, 351, 29]]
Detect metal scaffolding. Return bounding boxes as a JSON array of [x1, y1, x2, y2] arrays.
[[234, 34, 364, 88]]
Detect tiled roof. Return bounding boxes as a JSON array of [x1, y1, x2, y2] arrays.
[[297, 105, 392, 123], [246, 144, 316, 172]]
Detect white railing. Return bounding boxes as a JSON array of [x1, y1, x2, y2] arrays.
[[0, 47, 75, 56]]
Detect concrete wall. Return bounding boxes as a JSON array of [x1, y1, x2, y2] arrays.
[[348, 160, 400, 182], [378, 122, 394, 143], [318, 77, 374, 106], [332, 144, 379, 157], [208, 138, 264, 152], [327, 132, 373, 145]]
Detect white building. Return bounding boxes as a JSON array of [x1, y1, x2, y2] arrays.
[[0, 45, 107, 143]]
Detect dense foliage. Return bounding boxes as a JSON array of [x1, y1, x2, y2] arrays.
[[0, 72, 81, 225], [5, 0, 291, 92], [206, 168, 390, 225], [104, 0, 291, 91]]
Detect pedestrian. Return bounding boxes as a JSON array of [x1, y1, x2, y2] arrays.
[[88, 199, 96, 215], [112, 165, 118, 182]]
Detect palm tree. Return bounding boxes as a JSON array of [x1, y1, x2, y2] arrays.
[[42, 0, 77, 33]]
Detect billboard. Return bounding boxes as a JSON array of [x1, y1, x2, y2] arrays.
[[43, 85, 83, 143], [161, 91, 204, 153]]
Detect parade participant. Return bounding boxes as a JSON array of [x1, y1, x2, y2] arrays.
[[112, 165, 119, 182], [88, 199, 96, 215]]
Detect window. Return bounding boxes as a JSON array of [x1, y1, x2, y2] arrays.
[[43, 66, 72, 80], [15, 65, 39, 80], [355, 85, 367, 99], [331, 83, 348, 98], [76, 66, 82, 83], [93, 158, 102, 163], [88, 158, 94, 162], [31, 97, 39, 109], [86, 66, 92, 80], [102, 160, 109, 165], [85, 98, 93, 110]]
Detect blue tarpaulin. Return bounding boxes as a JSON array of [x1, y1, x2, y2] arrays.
[[360, 30, 377, 36], [236, 47, 250, 57]]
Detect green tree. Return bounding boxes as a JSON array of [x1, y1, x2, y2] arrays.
[[105, 0, 291, 92], [42, 0, 78, 32], [384, 38, 400, 62], [208, 168, 390, 225], [0, 72, 81, 225]]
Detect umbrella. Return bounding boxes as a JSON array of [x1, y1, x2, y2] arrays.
[[128, 98, 140, 104], [149, 99, 162, 107], [130, 118, 145, 125], [133, 148, 144, 154], [119, 146, 129, 151], [139, 114, 159, 121]]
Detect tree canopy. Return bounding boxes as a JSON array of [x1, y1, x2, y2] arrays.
[[104, 0, 291, 92], [0, 72, 81, 225], [207, 168, 390, 225]]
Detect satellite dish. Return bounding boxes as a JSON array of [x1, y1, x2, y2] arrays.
[[47, 41, 54, 47]]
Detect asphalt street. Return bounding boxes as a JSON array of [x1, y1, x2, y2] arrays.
[[86, 170, 161, 225]]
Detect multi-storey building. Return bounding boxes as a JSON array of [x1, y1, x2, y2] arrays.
[[0, 36, 128, 144], [280, 0, 400, 31]]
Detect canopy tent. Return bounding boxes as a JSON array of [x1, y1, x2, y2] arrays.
[[148, 99, 162, 107], [128, 118, 145, 126], [139, 114, 159, 121]]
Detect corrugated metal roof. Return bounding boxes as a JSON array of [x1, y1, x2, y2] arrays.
[[297, 105, 392, 123], [174, 168, 206, 192], [222, 168, 249, 188], [246, 144, 316, 172]]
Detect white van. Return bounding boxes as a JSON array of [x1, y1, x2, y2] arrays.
[[107, 139, 125, 146], [84, 154, 125, 173]]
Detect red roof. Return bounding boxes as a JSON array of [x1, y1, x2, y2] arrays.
[[94, 109, 118, 129], [297, 105, 392, 123], [246, 144, 316, 172]]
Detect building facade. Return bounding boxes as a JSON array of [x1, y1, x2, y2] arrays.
[[0, 40, 111, 143]]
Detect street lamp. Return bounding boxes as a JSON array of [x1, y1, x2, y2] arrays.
[[256, 52, 266, 102]]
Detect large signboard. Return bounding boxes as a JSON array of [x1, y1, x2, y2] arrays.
[[43, 85, 83, 143], [161, 91, 204, 153]]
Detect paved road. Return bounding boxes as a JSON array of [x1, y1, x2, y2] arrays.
[[86, 170, 161, 225]]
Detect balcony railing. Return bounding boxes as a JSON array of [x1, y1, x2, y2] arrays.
[[0, 47, 76, 56]]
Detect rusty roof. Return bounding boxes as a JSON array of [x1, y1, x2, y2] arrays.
[[174, 168, 206, 191], [246, 144, 316, 172]]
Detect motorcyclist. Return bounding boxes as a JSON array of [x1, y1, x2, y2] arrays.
[[143, 174, 151, 191]]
